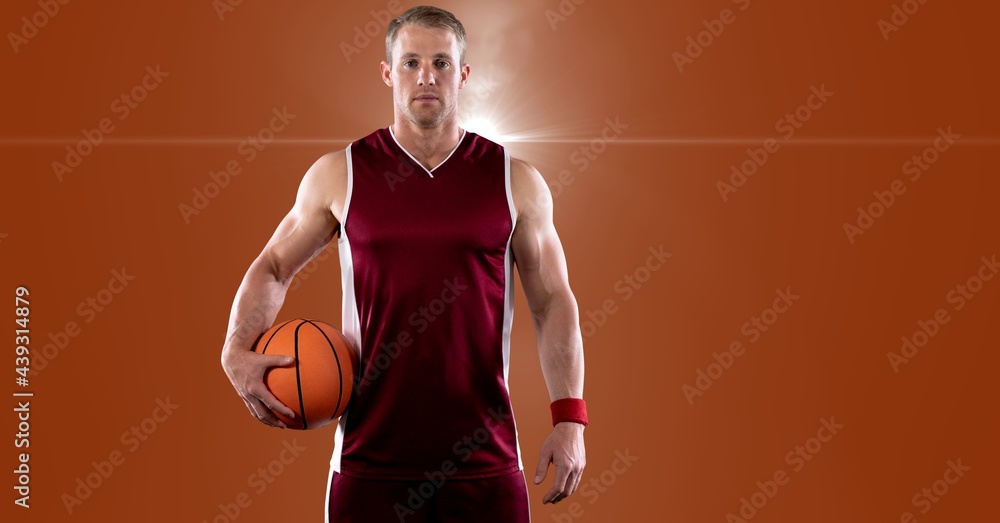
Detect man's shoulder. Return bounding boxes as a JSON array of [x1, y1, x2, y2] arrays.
[[310, 149, 348, 179], [508, 156, 538, 178], [297, 150, 348, 213], [507, 156, 551, 222], [508, 156, 545, 195]]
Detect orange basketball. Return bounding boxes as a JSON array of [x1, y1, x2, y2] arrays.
[[251, 318, 357, 430]]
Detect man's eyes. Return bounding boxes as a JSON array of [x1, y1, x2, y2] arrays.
[[403, 60, 450, 68]]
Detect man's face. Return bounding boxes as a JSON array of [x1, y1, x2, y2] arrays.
[[381, 24, 469, 129]]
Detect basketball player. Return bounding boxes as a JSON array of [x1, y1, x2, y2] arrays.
[[221, 6, 586, 522]]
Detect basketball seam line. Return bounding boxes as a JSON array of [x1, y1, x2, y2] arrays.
[[302, 319, 345, 425], [257, 318, 295, 355], [293, 321, 308, 430]]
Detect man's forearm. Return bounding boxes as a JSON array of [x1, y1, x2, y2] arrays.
[[532, 292, 585, 401], [222, 257, 289, 354]]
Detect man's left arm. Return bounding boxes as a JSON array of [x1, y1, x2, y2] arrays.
[[509, 157, 586, 505]]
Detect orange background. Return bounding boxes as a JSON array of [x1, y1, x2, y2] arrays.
[[2, 1, 998, 522]]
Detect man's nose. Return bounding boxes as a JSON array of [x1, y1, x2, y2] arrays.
[[417, 66, 435, 86]]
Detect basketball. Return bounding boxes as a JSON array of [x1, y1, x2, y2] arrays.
[[251, 318, 357, 430]]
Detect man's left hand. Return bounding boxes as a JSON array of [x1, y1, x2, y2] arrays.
[[534, 422, 586, 504]]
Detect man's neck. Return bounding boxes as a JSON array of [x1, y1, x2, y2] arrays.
[[390, 119, 464, 170]]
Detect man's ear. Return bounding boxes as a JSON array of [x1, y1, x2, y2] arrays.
[[379, 61, 392, 87], [459, 62, 471, 89]]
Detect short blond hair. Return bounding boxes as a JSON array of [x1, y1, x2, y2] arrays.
[[385, 6, 467, 65]]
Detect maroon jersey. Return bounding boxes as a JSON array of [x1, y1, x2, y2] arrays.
[[331, 126, 522, 480]]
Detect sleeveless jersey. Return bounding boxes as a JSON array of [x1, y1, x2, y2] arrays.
[[331, 126, 522, 480]]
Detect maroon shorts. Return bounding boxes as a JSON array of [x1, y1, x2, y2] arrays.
[[326, 469, 530, 523]]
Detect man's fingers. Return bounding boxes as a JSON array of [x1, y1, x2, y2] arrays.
[[241, 398, 256, 418], [224, 347, 297, 429], [244, 353, 295, 420], [534, 447, 552, 485], [551, 459, 571, 493], [260, 354, 295, 369], [566, 468, 582, 497], [544, 459, 571, 504], [569, 468, 583, 495], [246, 396, 288, 429], [248, 384, 296, 419], [543, 487, 566, 504], [257, 401, 288, 429], [567, 460, 584, 495]]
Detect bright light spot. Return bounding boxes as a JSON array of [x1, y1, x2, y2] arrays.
[[461, 116, 504, 141]]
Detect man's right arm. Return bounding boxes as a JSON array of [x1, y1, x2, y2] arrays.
[[220, 150, 347, 428]]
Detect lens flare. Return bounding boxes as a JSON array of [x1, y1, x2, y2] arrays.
[[460, 116, 504, 142]]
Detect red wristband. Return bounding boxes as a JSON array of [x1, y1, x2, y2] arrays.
[[550, 398, 588, 427]]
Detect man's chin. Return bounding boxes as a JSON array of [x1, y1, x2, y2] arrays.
[[410, 114, 443, 128], [403, 104, 452, 128]]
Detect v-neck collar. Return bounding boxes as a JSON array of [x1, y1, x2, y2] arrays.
[[388, 125, 467, 178]]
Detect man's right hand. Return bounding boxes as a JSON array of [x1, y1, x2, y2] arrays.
[[221, 348, 297, 428]]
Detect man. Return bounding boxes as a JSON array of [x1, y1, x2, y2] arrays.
[[220, 6, 587, 522]]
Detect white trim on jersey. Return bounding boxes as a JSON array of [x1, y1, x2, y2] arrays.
[[324, 465, 335, 523], [521, 471, 533, 523], [502, 148, 524, 472], [388, 124, 467, 178], [331, 143, 362, 475]]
